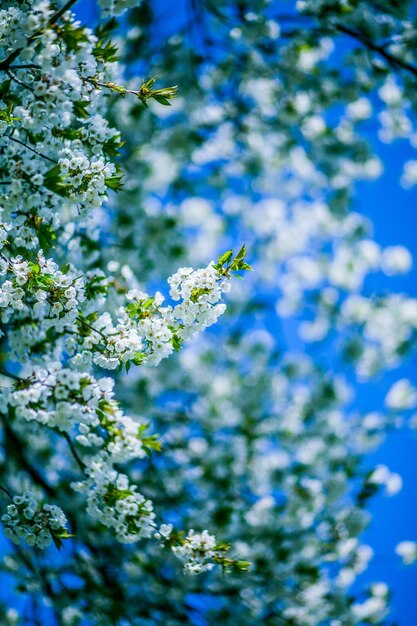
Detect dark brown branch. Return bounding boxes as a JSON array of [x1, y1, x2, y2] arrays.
[[6, 69, 34, 90], [76, 316, 106, 339], [7, 135, 58, 164], [8, 64, 41, 70], [0, 366, 22, 382], [0, 484, 13, 499], [335, 23, 417, 79], [49, 0, 80, 24], [14, 544, 64, 626], [61, 431, 87, 475], [0, 412, 56, 497]]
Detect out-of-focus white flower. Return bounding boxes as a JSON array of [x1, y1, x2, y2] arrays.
[[346, 98, 372, 120], [368, 465, 402, 496], [385, 379, 417, 410], [396, 541, 417, 565], [381, 246, 412, 275], [401, 160, 417, 188]]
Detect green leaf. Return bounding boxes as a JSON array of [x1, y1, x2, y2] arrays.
[[133, 352, 145, 365], [50, 529, 74, 551], [137, 423, 149, 436], [73, 100, 90, 119], [239, 262, 253, 271], [105, 174, 124, 191], [153, 96, 172, 106], [51, 533, 64, 551], [44, 165, 72, 197], [103, 136, 125, 158], [234, 560, 251, 571], [55, 529, 74, 539], [218, 250, 233, 266], [93, 39, 120, 63], [171, 334, 182, 351], [142, 435, 162, 456], [52, 127, 82, 140], [234, 244, 246, 262]]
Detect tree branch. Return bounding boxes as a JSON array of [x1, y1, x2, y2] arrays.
[[49, 0, 80, 25], [335, 23, 417, 79], [0, 412, 56, 497], [7, 135, 58, 164], [0, 484, 13, 499], [0, 367, 23, 382], [6, 69, 34, 90], [61, 431, 87, 475]]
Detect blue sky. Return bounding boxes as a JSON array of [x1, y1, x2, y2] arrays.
[[354, 139, 417, 624]]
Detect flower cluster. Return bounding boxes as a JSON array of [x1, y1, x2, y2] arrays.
[[340, 294, 417, 378], [0, 0, 250, 585], [58, 149, 117, 208], [0, 251, 85, 330], [1, 491, 70, 549], [81, 261, 234, 370], [156, 525, 250, 575], [0, 0, 139, 257], [75, 463, 156, 543], [87, 1, 417, 617], [1, 365, 106, 431], [168, 263, 229, 335]]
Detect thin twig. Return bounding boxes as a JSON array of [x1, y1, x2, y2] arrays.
[[7, 135, 57, 164], [0, 367, 23, 382], [76, 316, 106, 339], [8, 64, 41, 70], [6, 69, 34, 90], [0, 484, 13, 500], [49, 0, 80, 25], [335, 23, 417, 79], [61, 431, 87, 475]]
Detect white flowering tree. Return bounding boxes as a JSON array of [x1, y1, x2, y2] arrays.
[[1, 0, 417, 624]]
